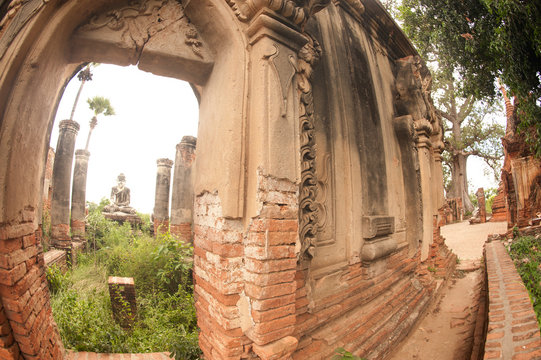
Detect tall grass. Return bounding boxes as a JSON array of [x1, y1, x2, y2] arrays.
[[47, 203, 200, 359]]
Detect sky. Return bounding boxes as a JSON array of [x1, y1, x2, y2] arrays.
[[50, 64, 503, 215], [51, 64, 199, 214]]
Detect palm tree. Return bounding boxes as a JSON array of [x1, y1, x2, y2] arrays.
[[85, 96, 115, 151], [69, 64, 94, 121]]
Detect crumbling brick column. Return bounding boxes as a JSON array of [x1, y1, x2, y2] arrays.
[[153, 158, 173, 235], [50, 120, 80, 249], [0, 211, 65, 358], [170, 136, 196, 242], [476, 187, 486, 223], [415, 119, 434, 261], [108, 276, 137, 328], [70, 149, 90, 240]]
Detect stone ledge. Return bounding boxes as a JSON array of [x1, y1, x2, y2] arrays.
[[484, 241, 541, 359]]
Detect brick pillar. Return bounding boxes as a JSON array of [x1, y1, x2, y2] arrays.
[[0, 212, 65, 358], [193, 13, 305, 360], [50, 120, 79, 249], [170, 136, 196, 242], [70, 149, 90, 240], [476, 187, 486, 223], [415, 119, 434, 261], [108, 276, 137, 328], [153, 158, 173, 235]]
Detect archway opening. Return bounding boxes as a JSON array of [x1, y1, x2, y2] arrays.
[[42, 63, 200, 357]]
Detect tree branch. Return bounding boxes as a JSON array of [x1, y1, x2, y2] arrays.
[[457, 95, 474, 124]]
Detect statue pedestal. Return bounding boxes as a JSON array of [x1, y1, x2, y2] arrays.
[[103, 212, 142, 226]]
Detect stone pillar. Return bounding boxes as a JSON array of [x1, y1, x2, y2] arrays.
[[153, 158, 173, 235], [432, 143, 446, 213], [476, 187, 487, 223], [170, 136, 196, 242], [70, 149, 90, 240], [50, 120, 80, 248], [415, 119, 434, 261]]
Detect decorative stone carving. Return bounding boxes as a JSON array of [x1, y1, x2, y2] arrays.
[[72, 0, 213, 83], [225, 0, 332, 27], [394, 55, 427, 122], [297, 34, 322, 260], [80, 0, 202, 59], [0, 0, 48, 61]]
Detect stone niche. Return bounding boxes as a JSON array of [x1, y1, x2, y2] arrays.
[[0, 0, 451, 359]]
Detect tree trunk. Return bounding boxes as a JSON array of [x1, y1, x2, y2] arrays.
[[449, 153, 474, 213]]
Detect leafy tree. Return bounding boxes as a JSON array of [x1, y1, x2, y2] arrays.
[[397, 0, 541, 154], [85, 96, 115, 151], [396, 0, 505, 211]]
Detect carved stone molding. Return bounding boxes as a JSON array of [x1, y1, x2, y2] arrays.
[[225, 0, 331, 27], [298, 34, 321, 261], [361, 216, 395, 239], [361, 216, 397, 263], [331, 0, 365, 21], [0, 0, 48, 61]]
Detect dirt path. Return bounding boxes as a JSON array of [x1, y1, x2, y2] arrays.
[[387, 221, 507, 360]]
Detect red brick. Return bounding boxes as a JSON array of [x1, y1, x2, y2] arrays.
[[245, 245, 295, 260], [252, 303, 296, 323], [512, 348, 541, 360], [512, 322, 539, 334], [245, 282, 296, 300], [245, 258, 296, 274], [251, 294, 296, 311], [245, 269, 296, 286], [487, 331, 505, 340], [0, 262, 26, 286], [514, 339, 541, 353]]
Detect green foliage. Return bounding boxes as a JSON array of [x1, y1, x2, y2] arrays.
[[398, 0, 541, 155], [332, 347, 365, 360], [87, 96, 115, 117], [46, 264, 71, 294], [50, 203, 200, 358], [507, 236, 541, 325]]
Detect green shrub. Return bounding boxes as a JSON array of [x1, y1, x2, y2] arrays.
[[50, 207, 200, 356], [508, 236, 541, 325], [45, 264, 71, 294]]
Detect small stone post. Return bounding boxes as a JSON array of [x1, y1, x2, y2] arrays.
[[170, 136, 196, 242], [51, 120, 80, 248], [108, 276, 137, 328], [476, 187, 487, 223], [153, 158, 174, 235], [70, 149, 90, 240]]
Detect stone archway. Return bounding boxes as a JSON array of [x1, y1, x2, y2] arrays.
[[1, 0, 454, 359], [0, 0, 325, 358]]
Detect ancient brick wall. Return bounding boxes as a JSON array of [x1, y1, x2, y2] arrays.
[[484, 241, 541, 359], [0, 209, 64, 359]]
